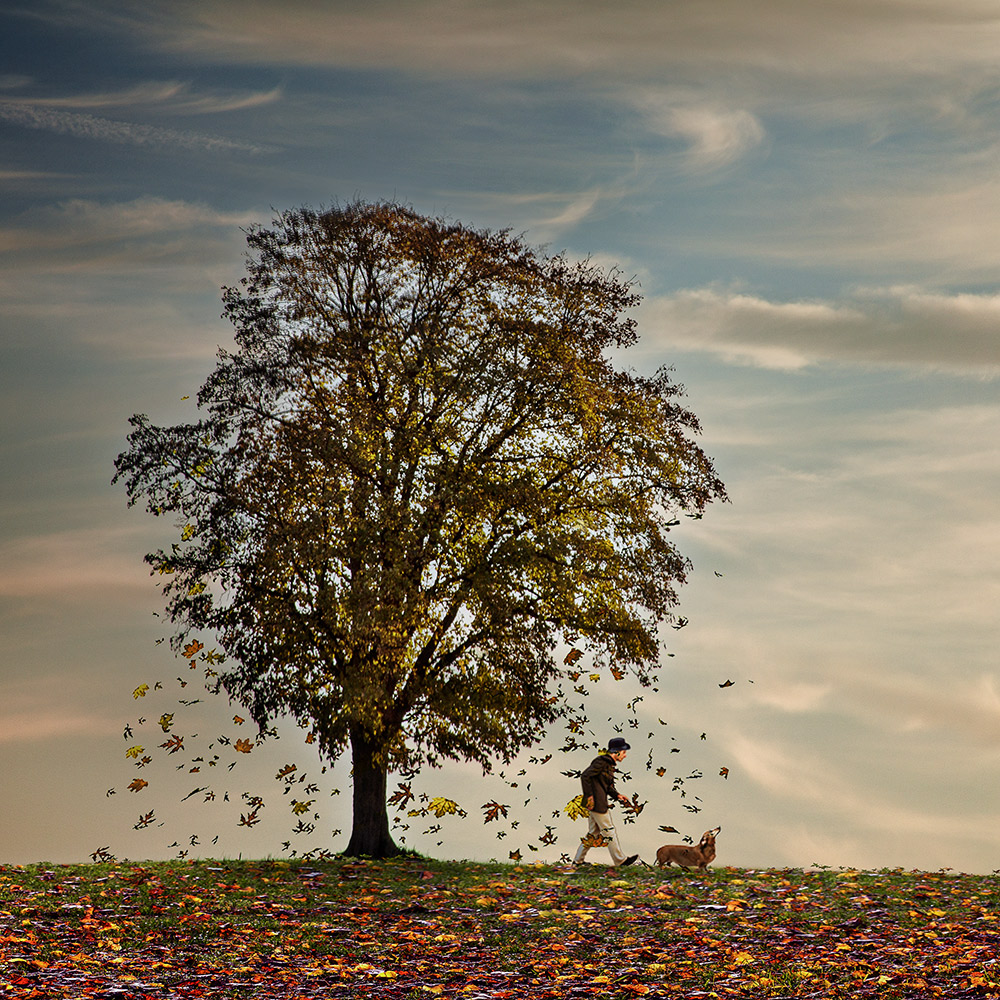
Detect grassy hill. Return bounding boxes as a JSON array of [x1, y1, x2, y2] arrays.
[[2, 856, 999, 997]]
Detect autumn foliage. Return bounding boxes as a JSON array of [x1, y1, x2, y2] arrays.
[[4, 858, 1000, 997], [113, 200, 726, 857]]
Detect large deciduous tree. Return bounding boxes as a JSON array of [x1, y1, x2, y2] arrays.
[[114, 201, 726, 857]]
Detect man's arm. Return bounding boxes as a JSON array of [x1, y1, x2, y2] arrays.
[[606, 762, 629, 805]]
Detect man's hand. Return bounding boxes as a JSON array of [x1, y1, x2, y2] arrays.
[[585, 796, 595, 809], [618, 793, 630, 805]]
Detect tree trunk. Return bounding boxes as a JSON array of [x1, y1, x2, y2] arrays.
[[344, 726, 402, 858]]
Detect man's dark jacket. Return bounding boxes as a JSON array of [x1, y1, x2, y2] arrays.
[[580, 753, 620, 813]]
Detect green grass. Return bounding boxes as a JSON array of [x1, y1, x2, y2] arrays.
[[3, 857, 1000, 996]]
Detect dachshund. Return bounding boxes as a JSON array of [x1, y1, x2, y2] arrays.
[[655, 826, 721, 871]]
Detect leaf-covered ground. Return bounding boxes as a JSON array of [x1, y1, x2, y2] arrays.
[[3, 858, 1000, 998]]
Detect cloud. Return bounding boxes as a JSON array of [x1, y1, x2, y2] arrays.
[[58, 0, 1000, 90], [0, 526, 155, 604], [0, 197, 256, 283], [0, 169, 69, 182], [465, 181, 635, 242], [0, 101, 275, 153], [640, 285, 1000, 372], [628, 90, 765, 171], [0, 74, 33, 89], [0, 79, 283, 114], [0, 198, 251, 357], [0, 672, 143, 748], [2, 80, 187, 108], [0, 196, 256, 253], [0, 699, 113, 744]]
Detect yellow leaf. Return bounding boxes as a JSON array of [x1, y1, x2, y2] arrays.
[[132, 684, 149, 699], [428, 796, 460, 818], [125, 745, 144, 759], [158, 713, 174, 732], [564, 794, 590, 820]]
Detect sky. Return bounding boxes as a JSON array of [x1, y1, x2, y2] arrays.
[[2, 0, 1000, 874]]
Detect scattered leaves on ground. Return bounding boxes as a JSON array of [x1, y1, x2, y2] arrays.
[[4, 859, 1000, 997]]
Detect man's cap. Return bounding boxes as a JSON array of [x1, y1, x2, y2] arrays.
[[607, 737, 631, 752]]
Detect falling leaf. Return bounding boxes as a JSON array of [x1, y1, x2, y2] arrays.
[[125, 745, 145, 759], [182, 640, 205, 659], [564, 649, 583, 665], [719, 679, 734, 688], [389, 782, 414, 810], [158, 713, 174, 732], [233, 714, 245, 725], [133, 810, 156, 829], [234, 738, 254, 753], [719, 767, 730, 779], [564, 795, 590, 820], [132, 684, 149, 699], [482, 800, 509, 823], [428, 796, 461, 818], [127, 778, 149, 793], [658, 825, 680, 833]]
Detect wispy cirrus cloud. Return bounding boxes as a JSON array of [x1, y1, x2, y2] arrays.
[[0, 101, 275, 153], [641, 285, 1000, 372], [0, 526, 153, 604], [627, 89, 765, 171], [50, 0, 1000, 88], [0, 196, 257, 255], [0, 79, 283, 114], [0, 73, 33, 89], [454, 178, 636, 242]]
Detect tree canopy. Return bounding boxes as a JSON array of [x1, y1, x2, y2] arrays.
[[114, 200, 727, 856]]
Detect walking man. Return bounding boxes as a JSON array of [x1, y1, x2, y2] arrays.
[[574, 736, 638, 867]]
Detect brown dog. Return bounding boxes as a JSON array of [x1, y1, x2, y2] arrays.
[[655, 826, 721, 871]]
